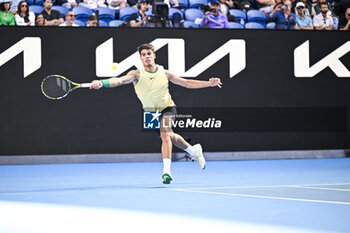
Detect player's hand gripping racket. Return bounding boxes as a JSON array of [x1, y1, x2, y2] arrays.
[[41, 75, 91, 100]]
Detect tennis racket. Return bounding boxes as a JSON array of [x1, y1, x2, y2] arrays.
[[41, 75, 91, 100]]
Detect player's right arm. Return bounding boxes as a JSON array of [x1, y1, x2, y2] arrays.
[[90, 70, 139, 89]]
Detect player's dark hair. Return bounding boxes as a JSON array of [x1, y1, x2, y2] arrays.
[[137, 44, 154, 54]]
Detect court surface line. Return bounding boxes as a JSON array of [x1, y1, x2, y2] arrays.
[[292, 186, 350, 192], [176, 183, 350, 190], [173, 188, 350, 206]]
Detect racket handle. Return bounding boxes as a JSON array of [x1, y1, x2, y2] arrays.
[[80, 83, 92, 88]]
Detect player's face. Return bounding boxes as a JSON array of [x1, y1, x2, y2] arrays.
[[140, 49, 156, 67]]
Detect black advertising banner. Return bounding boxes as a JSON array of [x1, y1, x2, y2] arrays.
[[0, 27, 349, 155]]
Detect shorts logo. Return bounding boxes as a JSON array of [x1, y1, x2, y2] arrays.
[[143, 111, 161, 129]]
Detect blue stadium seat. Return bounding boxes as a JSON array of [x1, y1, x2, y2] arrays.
[[333, 17, 338, 30], [177, 0, 189, 8], [29, 5, 44, 15], [189, 0, 208, 8], [266, 22, 275, 29], [74, 19, 85, 26], [169, 7, 183, 20], [26, 0, 35, 5], [35, 0, 44, 6], [247, 9, 266, 26], [182, 20, 198, 28], [145, 7, 153, 17], [245, 21, 265, 29], [228, 21, 244, 29], [52, 6, 69, 17], [73, 6, 93, 23], [109, 19, 125, 27], [119, 7, 138, 21], [98, 20, 108, 26], [184, 8, 203, 22], [96, 7, 115, 24], [229, 9, 246, 24]]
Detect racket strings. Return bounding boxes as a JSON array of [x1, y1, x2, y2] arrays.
[[42, 76, 71, 99]]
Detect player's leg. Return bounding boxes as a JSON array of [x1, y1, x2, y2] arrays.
[[171, 132, 206, 170], [170, 133, 189, 150], [160, 114, 174, 184], [162, 107, 206, 170], [160, 107, 206, 185]]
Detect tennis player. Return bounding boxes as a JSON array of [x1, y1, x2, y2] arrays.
[[90, 43, 222, 184]]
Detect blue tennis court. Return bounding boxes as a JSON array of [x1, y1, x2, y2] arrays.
[[1, 158, 349, 232]]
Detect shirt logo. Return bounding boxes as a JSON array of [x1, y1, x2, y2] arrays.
[[143, 111, 161, 129]]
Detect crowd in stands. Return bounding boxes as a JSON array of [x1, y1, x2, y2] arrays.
[[0, 0, 349, 29]]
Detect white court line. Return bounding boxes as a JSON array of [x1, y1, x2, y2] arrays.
[[176, 183, 350, 190], [293, 186, 350, 192], [173, 188, 350, 206]]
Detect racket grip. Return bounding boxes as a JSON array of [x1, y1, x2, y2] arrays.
[[80, 83, 92, 88]]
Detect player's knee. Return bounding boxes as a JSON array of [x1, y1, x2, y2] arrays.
[[160, 131, 174, 142]]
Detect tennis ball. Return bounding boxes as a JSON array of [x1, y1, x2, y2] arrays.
[[112, 63, 118, 70]]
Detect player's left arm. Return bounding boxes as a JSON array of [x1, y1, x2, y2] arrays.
[[165, 70, 222, 89]]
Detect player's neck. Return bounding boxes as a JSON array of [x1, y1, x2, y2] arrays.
[[144, 64, 157, 73]]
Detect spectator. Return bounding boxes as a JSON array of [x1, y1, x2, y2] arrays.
[[35, 13, 45, 26], [9, 0, 19, 14], [0, 0, 15, 25], [201, 0, 229, 28], [339, 7, 350, 30], [79, 0, 106, 9], [311, 0, 335, 18], [294, 0, 311, 17], [220, 0, 238, 22], [255, 0, 276, 14], [127, 0, 137, 7], [295, 1, 313, 29], [313, 2, 334, 30], [41, 0, 64, 26], [87, 14, 97, 26], [107, 0, 126, 10], [15, 1, 35, 26], [128, 0, 149, 27], [59, 11, 79, 26], [56, 0, 81, 9], [163, 0, 179, 8], [269, 0, 296, 29], [219, 0, 229, 15], [234, 0, 253, 12], [333, 0, 350, 19]]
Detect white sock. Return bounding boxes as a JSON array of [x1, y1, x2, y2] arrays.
[[163, 158, 171, 175], [184, 145, 196, 156]]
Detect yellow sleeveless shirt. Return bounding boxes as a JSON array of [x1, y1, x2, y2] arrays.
[[134, 65, 175, 111]]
